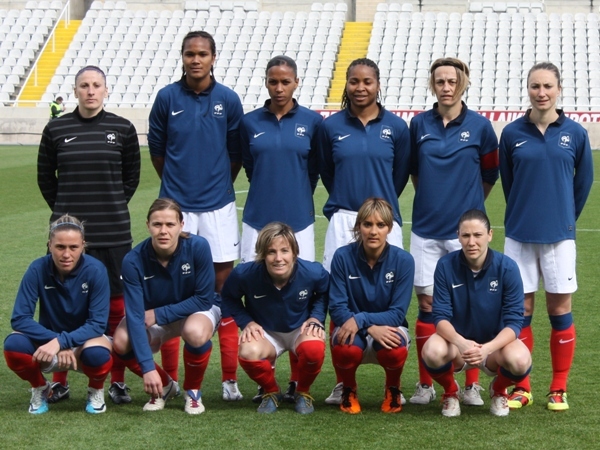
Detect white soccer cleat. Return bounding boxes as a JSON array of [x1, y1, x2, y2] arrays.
[[409, 382, 437, 405], [222, 380, 243, 401], [441, 394, 461, 417], [184, 389, 205, 415], [462, 382, 485, 406], [489, 377, 509, 416], [324, 382, 344, 405], [86, 388, 107, 414], [29, 382, 52, 415], [143, 379, 180, 412]]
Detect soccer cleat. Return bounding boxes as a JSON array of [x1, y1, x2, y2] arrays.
[[86, 388, 107, 414], [222, 380, 243, 401], [489, 378, 509, 417], [462, 382, 485, 406], [409, 382, 436, 405], [143, 379, 180, 411], [381, 386, 403, 413], [547, 391, 569, 411], [507, 388, 533, 409], [184, 389, 205, 415], [47, 382, 70, 404], [340, 387, 361, 414], [29, 382, 52, 415], [324, 382, 344, 405], [283, 381, 297, 404], [252, 385, 264, 404], [441, 393, 461, 417], [294, 391, 315, 414], [257, 391, 282, 414], [108, 382, 132, 404]]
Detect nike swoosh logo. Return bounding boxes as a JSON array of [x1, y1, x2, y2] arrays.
[[233, 242, 240, 246], [144, 275, 155, 280], [64, 137, 77, 143], [220, 319, 235, 327], [515, 141, 527, 147], [420, 134, 430, 140], [171, 110, 184, 116], [253, 132, 265, 138], [338, 134, 351, 140], [452, 283, 464, 289], [349, 275, 360, 279], [559, 338, 575, 344], [44, 285, 56, 290], [254, 294, 267, 299], [568, 276, 574, 280]]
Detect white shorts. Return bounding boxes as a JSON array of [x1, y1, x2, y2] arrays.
[[182, 202, 240, 263], [262, 328, 306, 358], [331, 326, 411, 365], [147, 306, 221, 353], [322, 209, 403, 272], [41, 334, 111, 373], [454, 357, 496, 377], [240, 222, 315, 264], [411, 232, 461, 289], [504, 238, 577, 294]]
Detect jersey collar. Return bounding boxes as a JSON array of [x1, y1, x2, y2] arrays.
[[431, 101, 468, 125], [458, 248, 494, 273], [345, 103, 385, 122], [179, 75, 216, 96], [523, 108, 566, 126], [262, 98, 299, 117]]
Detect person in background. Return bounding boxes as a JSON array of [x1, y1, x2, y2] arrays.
[[49, 96, 65, 120]]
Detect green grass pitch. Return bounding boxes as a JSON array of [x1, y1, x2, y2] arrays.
[[0, 145, 598, 449]]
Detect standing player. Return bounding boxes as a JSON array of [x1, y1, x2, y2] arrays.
[[3, 215, 112, 414], [408, 58, 499, 407], [499, 62, 593, 411], [113, 199, 219, 414], [318, 58, 411, 404], [422, 209, 531, 417], [239, 55, 322, 402], [37, 65, 142, 405], [329, 198, 414, 414], [148, 31, 244, 401], [222, 222, 329, 414]]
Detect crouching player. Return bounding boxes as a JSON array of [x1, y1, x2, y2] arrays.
[[113, 198, 219, 415], [3, 215, 112, 414], [222, 222, 329, 414], [422, 209, 532, 417], [329, 198, 414, 414]]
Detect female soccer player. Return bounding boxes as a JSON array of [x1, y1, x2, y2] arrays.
[[222, 222, 329, 414], [408, 58, 499, 407], [113, 199, 219, 415], [318, 58, 411, 404], [148, 31, 244, 401], [422, 209, 531, 417], [239, 55, 323, 402], [499, 62, 593, 411], [37, 65, 146, 405], [4, 215, 112, 414], [329, 198, 414, 414]]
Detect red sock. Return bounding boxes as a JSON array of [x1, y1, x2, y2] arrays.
[[295, 340, 325, 392], [550, 324, 576, 392], [108, 295, 125, 336], [161, 337, 180, 381], [329, 321, 343, 383], [376, 346, 408, 388], [491, 368, 513, 395], [183, 346, 211, 391], [155, 363, 170, 386], [289, 351, 299, 382], [515, 324, 533, 391], [4, 351, 46, 387], [218, 318, 239, 381], [415, 319, 436, 386], [121, 356, 144, 378], [239, 357, 278, 393], [52, 371, 68, 385], [429, 363, 458, 396], [331, 345, 363, 390], [81, 356, 113, 389], [465, 368, 479, 386], [110, 353, 126, 384]]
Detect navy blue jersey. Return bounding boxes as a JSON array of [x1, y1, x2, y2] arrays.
[[121, 235, 216, 373], [221, 259, 329, 332], [499, 110, 593, 243], [148, 78, 243, 212], [433, 249, 524, 343], [318, 106, 411, 225], [11, 254, 110, 349], [328, 242, 414, 331], [410, 103, 499, 239], [240, 100, 322, 231]]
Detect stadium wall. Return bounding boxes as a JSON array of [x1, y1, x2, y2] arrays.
[[2, 107, 599, 147]]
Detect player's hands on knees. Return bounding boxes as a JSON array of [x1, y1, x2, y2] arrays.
[[367, 325, 402, 349], [56, 349, 77, 371], [240, 321, 265, 344], [336, 317, 359, 346], [32, 338, 60, 365], [143, 370, 163, 398], [300, 318, 325, 339]]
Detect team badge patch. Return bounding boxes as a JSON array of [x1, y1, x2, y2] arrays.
[[488, 278, 499, 293], [459, 130, 470, 142], [295, 124, 307, 138], [558, 132, 572, 148], [106, 131, 117, 145], [380, 126, 393, 140], [385, 271, 394, 284], [81, 282, 89, 294], [298, 288, 309, 301], [212, 102, 225, 117], [181, 263, 191, 275]]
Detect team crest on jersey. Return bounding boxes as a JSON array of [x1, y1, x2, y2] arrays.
[[558, 132, 572, 148], [181, 263, 191, 275], [459, 130, 470, 142], [380, 126, 393, 140], [295, 124, 307, 138], [385, 271, 394, 284], [106, 131, 117, 145], [298, 289, 309, 301], [81, 282, 89, 294], [488, 278, 499, 292], [212, 102, 225, 117]]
